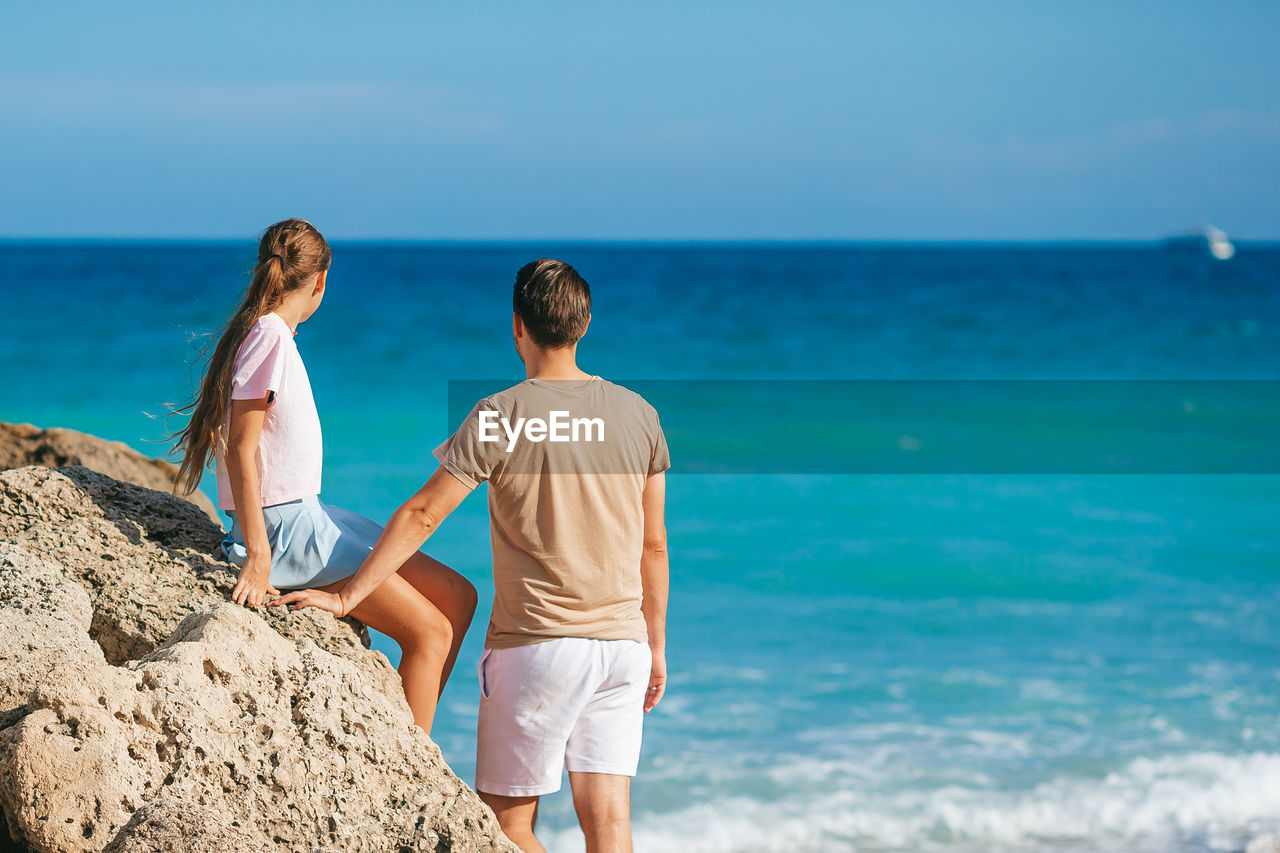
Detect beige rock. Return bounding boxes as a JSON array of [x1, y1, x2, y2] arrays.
[[1, 795, 26, 853], [0, 466, 403, 705], [0, 422, 219, 523], [0, 605, 516, 853], [0, 463, 513, 853], [0, 544, 107, 730], [100, 800, 278, 853]]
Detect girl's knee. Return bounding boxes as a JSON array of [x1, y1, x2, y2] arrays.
[[440, 568, 478, 620], [457, 575, 479, 615], [407, 606, 454, 655]]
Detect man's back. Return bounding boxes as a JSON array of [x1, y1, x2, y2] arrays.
[[434, 376, 669, 648]]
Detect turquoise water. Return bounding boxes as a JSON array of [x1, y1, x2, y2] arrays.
[[2, 243, 1278, 851]]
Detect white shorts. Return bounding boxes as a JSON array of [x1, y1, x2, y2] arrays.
[[475, 637, 651, 797]]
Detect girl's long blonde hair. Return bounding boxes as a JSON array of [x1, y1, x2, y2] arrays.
[[171, 218, 331, 496]]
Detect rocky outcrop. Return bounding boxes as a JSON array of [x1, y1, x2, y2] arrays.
[[101, 801, 281, 853], [0, 466, 400, 698], [98, 800, 340, 853], [1, 605, 511, 853], [0, 465, 516, 853], [0, 545, 106, 731], [0, 422, 218, 523]]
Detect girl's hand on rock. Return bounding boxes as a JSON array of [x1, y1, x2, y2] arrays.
[[231, 554, 280, 607], [269, 589, 346, 617]]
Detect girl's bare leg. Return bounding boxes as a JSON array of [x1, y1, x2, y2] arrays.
[[395, 551, 478, 688], [317, 557, 474, 732]]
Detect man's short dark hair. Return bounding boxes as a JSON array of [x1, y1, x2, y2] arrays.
[[513, 259, 592, 349]]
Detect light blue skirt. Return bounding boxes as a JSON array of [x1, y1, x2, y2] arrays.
[[221, 495, 384, 590]]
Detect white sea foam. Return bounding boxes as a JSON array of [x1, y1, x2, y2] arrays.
[[540, 751, 1280, 852]]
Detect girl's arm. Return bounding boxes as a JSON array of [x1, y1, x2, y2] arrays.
[[224, 396, 281, 607]]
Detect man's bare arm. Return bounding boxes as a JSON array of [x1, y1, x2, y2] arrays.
[[271, 466, 472, 616], [640, 471, 669, 713]]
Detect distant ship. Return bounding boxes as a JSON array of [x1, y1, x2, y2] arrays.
[[1163, 224, 1235, 260]]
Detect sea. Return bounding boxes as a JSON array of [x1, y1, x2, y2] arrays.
[[1, 242, 1278, 852]]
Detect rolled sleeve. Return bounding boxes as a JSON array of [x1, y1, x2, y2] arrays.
[[432, 399, 508, 490], [433, 446, 481, 491], [648, 408, 671, 476]]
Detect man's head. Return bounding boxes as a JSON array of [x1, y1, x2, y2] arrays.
[[512, 259, 591, 355]]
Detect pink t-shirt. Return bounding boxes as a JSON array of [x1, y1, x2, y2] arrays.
[[214, 313, 323, 510]]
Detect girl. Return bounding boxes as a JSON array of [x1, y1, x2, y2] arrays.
[[171, 218, 476, 733]]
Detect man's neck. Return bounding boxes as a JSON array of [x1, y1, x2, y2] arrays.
[[524, 346, 591, 381]]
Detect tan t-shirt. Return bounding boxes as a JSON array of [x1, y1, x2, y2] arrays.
[[433, 377, 670, 649]]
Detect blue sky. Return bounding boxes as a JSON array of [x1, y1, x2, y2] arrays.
[[1, 1, 1277, 240]]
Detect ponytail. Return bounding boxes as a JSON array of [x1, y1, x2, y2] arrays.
[[170, 219, 331, 496]]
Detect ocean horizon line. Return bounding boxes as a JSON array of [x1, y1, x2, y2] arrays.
[[2, 236, 1279, 250]]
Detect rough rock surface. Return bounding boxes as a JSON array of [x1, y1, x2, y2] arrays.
[[100, 800, 340, 853], [0, 802, 20, 853], [0, 422, 219, 523], [0, 466, 401, 701], [100, 801, 279, 853], [1, 606, 514, 852], [0, 545, 107, 730], [0, 462, 515, 853]]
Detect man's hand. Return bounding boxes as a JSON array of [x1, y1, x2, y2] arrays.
[[645, 646, 667, 713], [268, 588, 346, 617], [639, 472, 669, 715], [231, 554, 280, 607]]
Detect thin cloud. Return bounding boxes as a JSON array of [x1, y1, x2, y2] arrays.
[[917, 109, 1280, 176], [0, 75, 506, 138]]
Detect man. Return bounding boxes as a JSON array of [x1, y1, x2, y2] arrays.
[[277, 258, 670, 853]]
